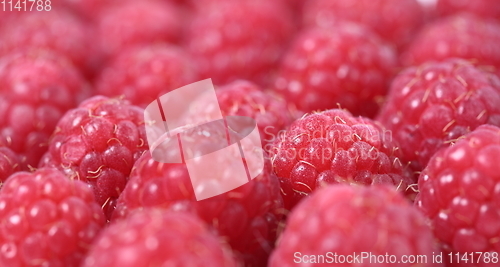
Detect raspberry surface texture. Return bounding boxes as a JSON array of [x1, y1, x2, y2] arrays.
[[0, 51, 90, 169], [0, 10, 95, 77], [0, 147, 21, 183], [270, 185, 442, 267], [0, 168, 106, 266], [416, 124, 500, 267], [185, 0, 294, 86], [113, 150, 283, 267], [377, 58, 500, 173], [95, 0, 182, 60], [302, 0, 425, 49], [274, 24, 397, 117], [82, 209, 238, 267], [436, 0, 500, 20], [402, 14, 500, 74], [95, 44, 199, 107], [270, 109, 413, 210], [39, 96, 148, 219]]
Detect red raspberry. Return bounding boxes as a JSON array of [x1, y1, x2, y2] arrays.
[[95, 0, 182, 60], [0, 51, 90, 169], [0, 147, 21, 183], [273, 24, 397, 117], [270, 109, 413, 211], [302, 0, 425, 49], [51, 0, 111, 20], [0, 10, 95, 77], [416, 125, 500, 266], [51, 0, 174, 21], [39, 96, 149, 219], [113, 151, 283, 267], [0, 168, 106, 266], [185, 0, 295, 86], [436, 0, 500, 21], [187, 80, 298, 152], [377, 59, 500, 173], [270, 185, 442, 267], [95, 44, 199, 108], [82, 209, 238, 267], [402, 14, 500, 74]]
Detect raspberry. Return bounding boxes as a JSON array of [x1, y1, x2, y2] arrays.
[[82, 209, 238, 267], [416, 125, 500, 266], [113, 151, 283, 267], [377, 59, 500, 173], [302, 0, 425, 49], [436, 0, 500, 20], [0, 147, 21, 183], [185, 0, 295, 86], [187, 80, 298, 152], [402, 14, 500, 74], [95, 0, 182, 60], [0, 10, 96, 77], [273, 24, 397, 117], [39, 96, 149, 219], [270, 185, 442, 267], [0, 168, 106, 266], [270, 109, 413, 211], [95, 44, 199, 108], [0, 50, 91, 169]]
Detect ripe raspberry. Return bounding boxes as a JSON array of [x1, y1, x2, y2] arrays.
[[39, 96, 149, 219], [82, 209, 237, 267], [377, 59, 500, 173], [0, 10, 96, 77], [402, 14, 500, 74], [51, 0, 111, 20], [270, 185, 442, 267], [0, 147, 21, 183], [416, 125, 500, 266], [302, 0, 425, 49], [185, 0, 294, 86], [95, 44, 199, 108], [436, 0, 500, 21], [113, 151, 283, 267], [0, 51, 91, 169], [0, 168, 106, 266], [273, 24, 397, 117], [95, 0, 182, 60], [270, 109, 413, 211], [187, 80, 298, 152]]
